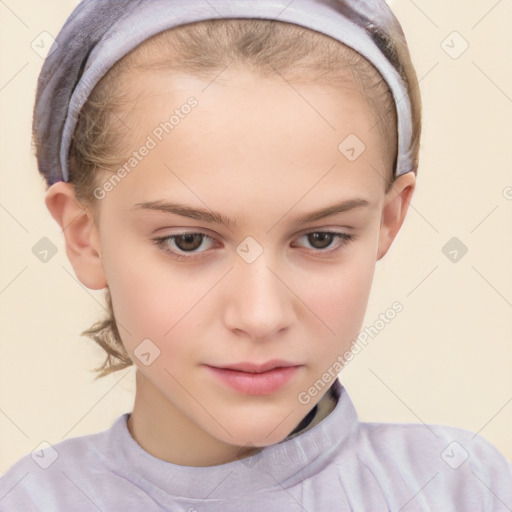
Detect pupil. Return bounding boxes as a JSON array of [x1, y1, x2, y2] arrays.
[[310, 233, 332, 249], [177, 234, 202, 251]]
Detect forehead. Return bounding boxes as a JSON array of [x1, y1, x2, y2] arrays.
[[104, 69, 388, 210]]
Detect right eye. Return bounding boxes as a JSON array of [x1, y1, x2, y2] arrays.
[[152, 231, 217, 260]]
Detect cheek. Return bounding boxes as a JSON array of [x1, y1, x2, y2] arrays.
[[100, 234, 202, 354], [294, 239, 377, 348], [308, 264, 373, 328]]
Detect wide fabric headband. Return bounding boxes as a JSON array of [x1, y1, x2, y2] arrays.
[[33, 0, 414, 185]]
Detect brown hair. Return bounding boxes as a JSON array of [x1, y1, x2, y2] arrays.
[[53, 18, 421, 379]]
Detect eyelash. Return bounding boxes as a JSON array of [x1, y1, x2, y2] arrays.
[[151, 230, 354, 261]]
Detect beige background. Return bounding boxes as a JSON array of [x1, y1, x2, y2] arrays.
[[1, 0, 511, 474]]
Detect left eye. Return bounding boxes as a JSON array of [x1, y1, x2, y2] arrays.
[[294, 231, 353, 251], [152, 230, 354, 260]]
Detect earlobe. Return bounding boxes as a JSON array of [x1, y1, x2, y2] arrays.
[[45, 182, 107, 290], [376, 172, 416, 261]]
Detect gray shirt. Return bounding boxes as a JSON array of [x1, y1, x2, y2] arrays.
[[1, 379, 511, 511]]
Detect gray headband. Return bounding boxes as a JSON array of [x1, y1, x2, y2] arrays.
[[33, 0, 414, 185]]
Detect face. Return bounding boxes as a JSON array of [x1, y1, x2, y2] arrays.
[[87, 66, 404, 462]]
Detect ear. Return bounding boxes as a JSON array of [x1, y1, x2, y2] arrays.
[[45, 182, 107, 290], [377, 172, 416, 261]]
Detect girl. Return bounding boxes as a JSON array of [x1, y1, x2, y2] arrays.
[[1, 0, 511, 510]]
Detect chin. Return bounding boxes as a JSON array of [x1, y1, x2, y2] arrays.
[[211, 417, 297, 449]]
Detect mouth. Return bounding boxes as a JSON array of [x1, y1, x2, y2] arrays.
[[213, 360, 301, 373], [204, 360, 302, 395]]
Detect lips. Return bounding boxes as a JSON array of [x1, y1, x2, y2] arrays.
[[204, 360, 302, 395], [215, 360, 300, 373]]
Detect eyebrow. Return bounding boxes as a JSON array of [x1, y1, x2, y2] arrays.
[[131, 198, 370, 228]]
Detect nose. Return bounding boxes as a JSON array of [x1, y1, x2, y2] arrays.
[[223, 253, 294, 342]]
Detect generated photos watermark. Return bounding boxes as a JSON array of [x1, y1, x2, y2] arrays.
[[93, 96, 199, 200], [298, 301, 403, 405]]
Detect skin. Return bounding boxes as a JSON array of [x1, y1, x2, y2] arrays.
[[45, 67, 415, 467]]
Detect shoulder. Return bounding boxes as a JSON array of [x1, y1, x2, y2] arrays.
[[0, 415, 128, 511], [351, 419, 512, 510], [357, 418, 510, 463]]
